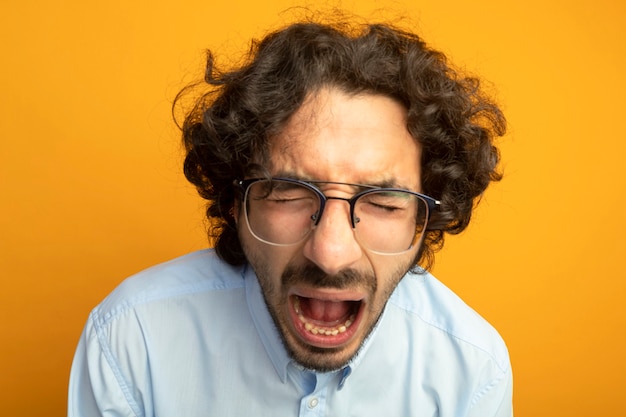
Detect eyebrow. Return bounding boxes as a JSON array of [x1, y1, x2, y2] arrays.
[[271, 171, 411, 191]]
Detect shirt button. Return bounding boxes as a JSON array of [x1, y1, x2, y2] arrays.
[[308, 397, 319, 408]]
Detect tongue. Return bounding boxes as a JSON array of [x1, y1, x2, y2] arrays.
[[301, 297, 353, 323]]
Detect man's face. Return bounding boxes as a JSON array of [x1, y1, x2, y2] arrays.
[[238, 87, 423, 372]]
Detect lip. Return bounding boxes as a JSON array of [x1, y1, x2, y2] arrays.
[[288, 288, 366, 349]]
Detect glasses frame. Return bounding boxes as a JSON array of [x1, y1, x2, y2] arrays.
[[236, 177, 440, 252]]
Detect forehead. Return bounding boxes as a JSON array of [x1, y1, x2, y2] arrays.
[[269, 88, 422, 190]]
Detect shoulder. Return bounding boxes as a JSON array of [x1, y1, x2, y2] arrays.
[[389, 270, 510, 372], [93, 249, 245, 327], [70, 250, 251, 414]]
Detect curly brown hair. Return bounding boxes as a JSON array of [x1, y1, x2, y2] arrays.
[[175, 20, 505, 270]]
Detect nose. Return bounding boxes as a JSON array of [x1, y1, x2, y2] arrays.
[[302, 199, 363, 275]]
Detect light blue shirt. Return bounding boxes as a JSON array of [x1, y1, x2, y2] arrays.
[[68, 249, 512, 416]]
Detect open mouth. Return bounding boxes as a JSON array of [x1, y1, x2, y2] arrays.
[[289, 293, 364, 348]]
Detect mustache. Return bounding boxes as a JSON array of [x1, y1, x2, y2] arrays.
[[281, 264, 377, 293]]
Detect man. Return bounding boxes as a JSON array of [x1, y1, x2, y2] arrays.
[[69, 18, 512, 416]]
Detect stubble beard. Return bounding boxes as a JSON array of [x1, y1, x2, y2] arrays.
[[252, 259, 409, 372]]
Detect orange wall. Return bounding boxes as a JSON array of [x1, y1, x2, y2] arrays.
[[1, 1, 625, 415]]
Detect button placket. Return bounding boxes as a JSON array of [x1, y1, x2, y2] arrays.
[[299, 394, 325, 416], [308, 396, 319, 409]]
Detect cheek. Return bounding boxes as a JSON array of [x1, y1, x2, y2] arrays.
[[241, 234, 301, 283], [369, 250, 417, 290]]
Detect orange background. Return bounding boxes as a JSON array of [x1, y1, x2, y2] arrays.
[[1, 0, 625, 415]]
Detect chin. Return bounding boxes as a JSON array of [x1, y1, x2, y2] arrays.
[[286, 339, 361, 372]]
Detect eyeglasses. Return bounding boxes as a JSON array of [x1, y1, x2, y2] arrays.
[[236, 177, 440, 255]]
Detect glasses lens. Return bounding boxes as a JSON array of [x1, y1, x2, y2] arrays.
[[353, 190, 429, 254], [244, 179, 320, 246], [243, 179, 430, 254]]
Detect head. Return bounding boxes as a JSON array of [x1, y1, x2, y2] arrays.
[[176, 19, 505, 371]]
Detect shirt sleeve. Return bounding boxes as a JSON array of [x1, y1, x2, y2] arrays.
[[67, 311, 146, 417], [467, 365, 513, 417]]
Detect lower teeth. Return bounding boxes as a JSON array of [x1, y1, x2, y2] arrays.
[[294, 297, 356, 337]]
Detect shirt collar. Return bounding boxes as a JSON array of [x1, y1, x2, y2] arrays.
[[243, 263, 390, 388], [244, 264, 292, 382]]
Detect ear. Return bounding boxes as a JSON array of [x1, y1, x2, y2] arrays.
[[232, 199, 240, 225]]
